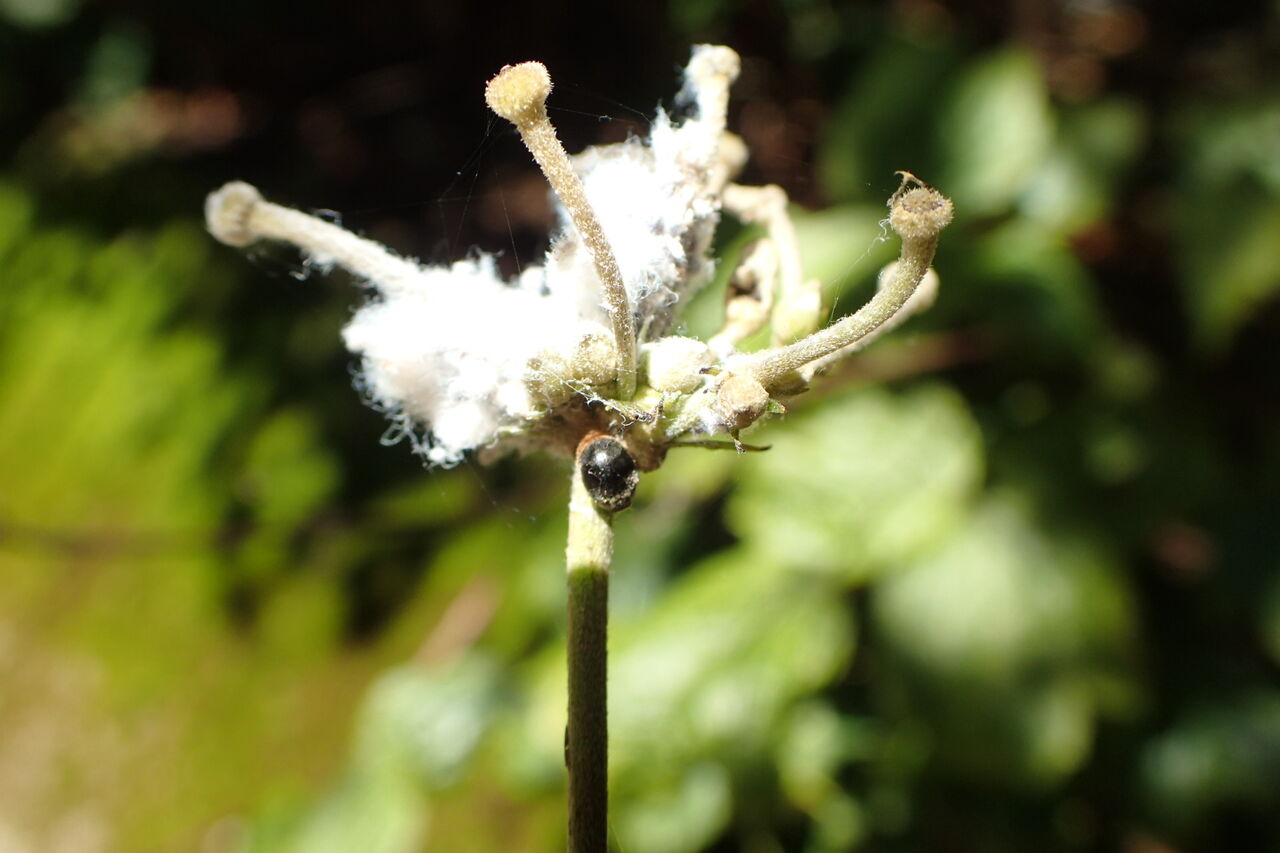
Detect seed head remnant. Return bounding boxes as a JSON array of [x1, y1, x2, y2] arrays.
[[205, 45, 952, 497]]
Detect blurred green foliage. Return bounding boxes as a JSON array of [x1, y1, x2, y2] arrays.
[[2, 2, 1279, 852]]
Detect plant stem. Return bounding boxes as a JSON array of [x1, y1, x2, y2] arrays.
[[734, 177, 953, 391], [738, 233, 939, 390], [486, 63, 637, 399], [204, 182, 425, 295], [565, 467, 613, 852]]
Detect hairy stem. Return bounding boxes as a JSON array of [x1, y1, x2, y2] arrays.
[[565, 467, 613, 852], [735, 176, 953, 391], [204, 182, 424, 294], [739, 234, 938, 388], [487, 63, 637, 399], [799, 264, 940, 380]]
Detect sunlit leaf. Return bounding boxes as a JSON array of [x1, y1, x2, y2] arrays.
[[938, 49, 1054, 215], [729, 384, 983, 583]]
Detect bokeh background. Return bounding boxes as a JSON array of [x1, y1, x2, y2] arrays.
[[3, 1, 1279, 851]]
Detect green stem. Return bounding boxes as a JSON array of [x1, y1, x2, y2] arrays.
[[565, 468, 613, 852]]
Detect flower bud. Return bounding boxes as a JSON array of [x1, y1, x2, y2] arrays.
[[527, 329, 618, 403], [710, 374, 770, 433], [642, 337, 712, 394]]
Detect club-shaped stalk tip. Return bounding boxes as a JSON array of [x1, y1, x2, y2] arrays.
[[206, 181, 263, 247], [485, 62, 552, 126], [888, 176, 953, 243], [688, 44, 741, 82]]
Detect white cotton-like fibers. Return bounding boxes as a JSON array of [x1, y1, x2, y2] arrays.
[[546, 92, 724, 339], [209, 45, 949, 467], [341, 47, 731, 464], [557, 134, 690, 330], [641, 336, 713, 394], [342, 255, 597, 466]]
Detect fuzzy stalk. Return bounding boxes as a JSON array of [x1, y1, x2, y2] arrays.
[[735, 177, 953, 391], [565, 466, 613, 852], [204, 182, 424, 294], [486, 63, 637, 399], [740, 235, 937, 388]]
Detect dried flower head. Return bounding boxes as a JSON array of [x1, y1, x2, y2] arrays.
[[206, 45, 951, 474]]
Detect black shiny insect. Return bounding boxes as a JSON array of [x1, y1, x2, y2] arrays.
[[578, 436, 639, 512]]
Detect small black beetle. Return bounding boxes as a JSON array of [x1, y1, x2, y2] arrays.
[[577, 435, 639, 512]]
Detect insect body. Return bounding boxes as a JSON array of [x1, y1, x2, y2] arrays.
[[577, 435, 639, 512]]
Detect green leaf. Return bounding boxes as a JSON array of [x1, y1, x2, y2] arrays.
[[728, 384, 983, 582], [1141, 692, 1280, 829], [1179, 194, 1280, 351], [938, 49, 1054, 215], [791, 203, 892, 301], [1021, 98, 1144, 232], [872, 493, 1137, 785]]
